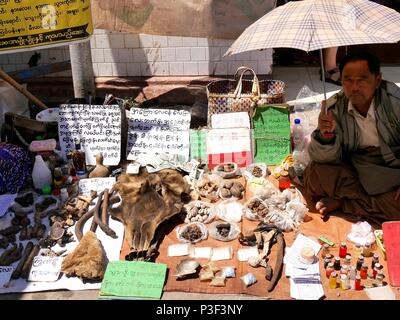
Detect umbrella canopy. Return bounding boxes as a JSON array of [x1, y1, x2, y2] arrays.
[[225, 0, 400, 55]]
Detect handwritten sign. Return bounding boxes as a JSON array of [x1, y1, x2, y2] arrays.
[[0, 266, 13, 287], [190, 129, 207, 163], [28, 256, 63, 282], [211, 112, 250, 129], [0, 0, 92, 53], [78, 177, 116, 196], [127, 108, 191, 161], [58, 104, 121, 166], [99, 261, 167, 299], [253, 105, 290, 165]]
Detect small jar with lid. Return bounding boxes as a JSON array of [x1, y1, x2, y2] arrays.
[[323, 257, 332, 269], [356, 255, 365, 271], [375, 273, 384, 287], [371, 253, 379, 269], [340, 265, 348, 275], [329, 272, 338, 289], [340, 274, 348, 290], [333, 256, 341, 271], [344, 254, 351, 266], [355, 275, 362, 291], [339, 242, 347, 258], [354, 243, 362, 256], [373, 263, 382, 279], [360, 263, 368, 279], [278, 171, 291, 190], [362, 242, 372, 257], [326, 262, 334, 279]]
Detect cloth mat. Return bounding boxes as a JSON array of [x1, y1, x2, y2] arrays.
[[119, 178, 400, 300]]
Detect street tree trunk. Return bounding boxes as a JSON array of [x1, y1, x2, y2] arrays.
[[69, 41, 96, 99]]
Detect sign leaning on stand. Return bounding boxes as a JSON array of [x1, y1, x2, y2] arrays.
[[0, 0, 93, 54]]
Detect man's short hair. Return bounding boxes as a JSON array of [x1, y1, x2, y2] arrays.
[[339, 52, 381, 76]]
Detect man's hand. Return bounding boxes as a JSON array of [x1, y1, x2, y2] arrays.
[[318, 101, 336, 139], [395, 186, 400, 200]]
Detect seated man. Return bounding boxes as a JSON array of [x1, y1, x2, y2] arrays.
[[303, 52, 400, 225]]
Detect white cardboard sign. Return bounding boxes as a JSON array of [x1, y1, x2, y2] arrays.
[[0, 266, 13, 287], [58, 104, 121, 166], [211, 112, 250, 129], [28, 256, 63, 282], [127, 108, 191, 161], [78, 177, 116, 196]]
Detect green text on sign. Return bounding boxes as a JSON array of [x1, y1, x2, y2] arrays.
[[253, 105, 290, 165], [100, 261, 167, 299]]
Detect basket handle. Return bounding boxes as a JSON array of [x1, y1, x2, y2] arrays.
[[233, 66, 260, 100]]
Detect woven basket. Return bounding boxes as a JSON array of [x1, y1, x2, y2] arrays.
[[206, 66, 285, 126]]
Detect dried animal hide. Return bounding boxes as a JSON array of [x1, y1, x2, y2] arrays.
[[109, 168, 190, 261], [61, 231, 108, 280]]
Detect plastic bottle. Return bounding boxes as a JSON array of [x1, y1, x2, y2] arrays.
[[292, 118, 306, 176], [32, 155, 53, 190]]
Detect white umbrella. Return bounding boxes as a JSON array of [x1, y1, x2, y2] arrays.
[[225, 0, 400, 102]]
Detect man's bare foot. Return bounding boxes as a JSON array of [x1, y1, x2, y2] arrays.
[[315, 197, 342, 216]]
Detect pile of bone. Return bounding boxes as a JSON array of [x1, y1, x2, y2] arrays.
[[251, 166, 263, 178], [219, 180, 245, 199], [196, 176, 219, 202], [246, 198, 269, 220], [185, 202, 214, 224], [177, 222, 207, 243]]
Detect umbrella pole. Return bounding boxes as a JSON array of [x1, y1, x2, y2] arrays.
[[319, 49, 328, 115]]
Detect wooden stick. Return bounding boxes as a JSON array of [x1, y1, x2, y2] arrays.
[[0, 67, 48, 110]]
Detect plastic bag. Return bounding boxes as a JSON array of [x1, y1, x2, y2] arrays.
[[194, 174, 223, 202], [208, 221, 241, 242], [212, 162, 241, 179], [293, 85, 321, 136], [346, 221, 375, 246], [217, 180, 245, 200], [34, 195, 60, 216], [215, 200, 244, 223], [10, 191, 38, 213], [183, 201, 216, 224], [176, 222, 208, 243], [243, 196, 269, 221], [242, 163, 269, 180], [247, 177, 278, 200]]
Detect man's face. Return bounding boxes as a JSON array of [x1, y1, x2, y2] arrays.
[[341, 60, 382, 109]]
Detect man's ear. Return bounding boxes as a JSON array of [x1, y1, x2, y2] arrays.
[[376, 72, 382, 88]]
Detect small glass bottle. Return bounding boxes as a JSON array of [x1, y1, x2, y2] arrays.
[[329, 272, 338, 289], [344, 254, 352, 266], [326, 263, 334, 279], [325, 254, 333, 261], [340, 274, 348, 290], [373, 263, 382, 279], [371, 253, 379, 270], [278, 171, 291, 190], [349, 266, 357, 290], [53, 167, 64, 188], [340, 265, 348, 275], [339, 242, 347, 258], [375, 273, 384, 287], [333, 256, 341, 271], [364, 273, 374, 288], [324, 257, 332, 269], [355, 275, 362, 291], [354, 243, 362, 256], [72, 137, 87, 175], [356, 255, 365, 271], [360, 263, 368, 279], [362, 242, 372, 257]]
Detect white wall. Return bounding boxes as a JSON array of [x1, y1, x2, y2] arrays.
[[0, 29, 273, 77]]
